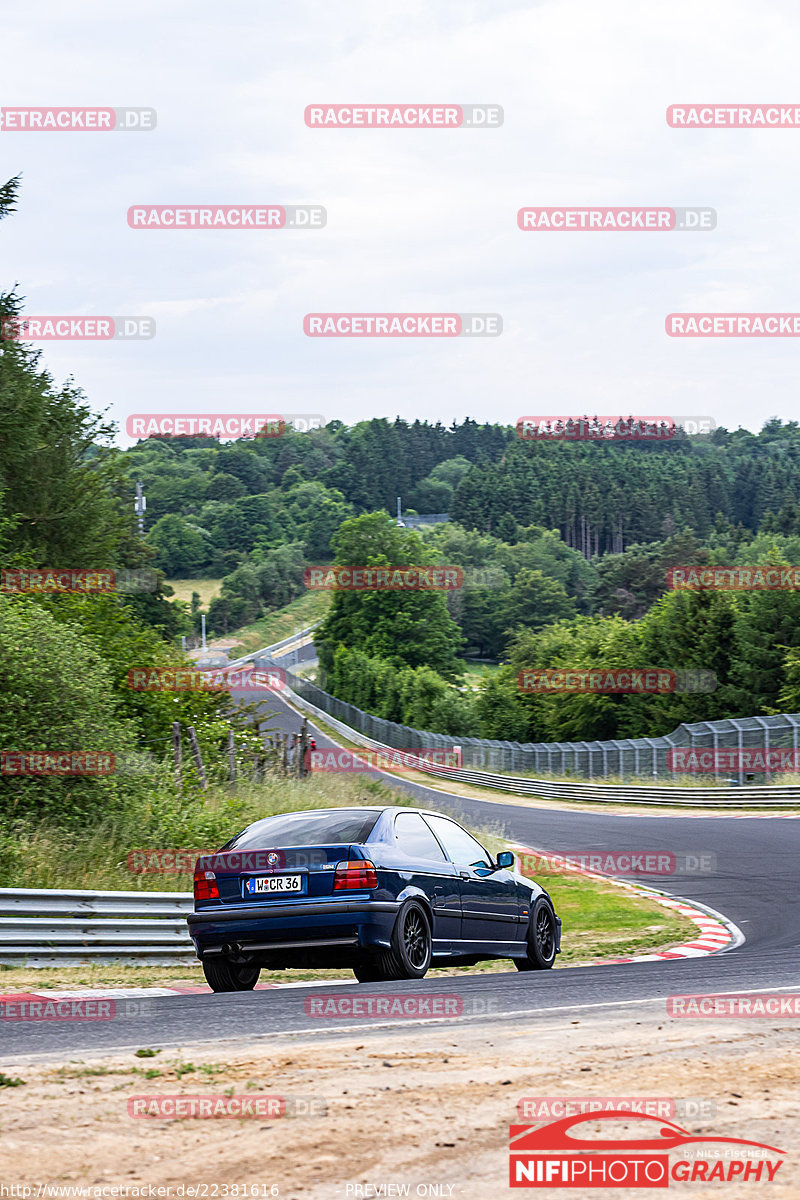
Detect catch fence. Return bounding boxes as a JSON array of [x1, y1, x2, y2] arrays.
[[262, 655, 800, 785]]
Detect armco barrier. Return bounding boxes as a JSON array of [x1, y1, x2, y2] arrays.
[[257, 627, 800, 792], [226, 624, 317, 672], [0, 888, 195, 967], [259, 656, 800, 808]]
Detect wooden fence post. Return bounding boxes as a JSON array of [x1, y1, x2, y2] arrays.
[[300, 718, 309, 777], [227, 727, 237, 788], [172, 721, 183, 791], [187, 725, 207, 790]]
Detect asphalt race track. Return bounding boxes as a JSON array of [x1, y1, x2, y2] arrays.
[[4, 673, 799, 1062]]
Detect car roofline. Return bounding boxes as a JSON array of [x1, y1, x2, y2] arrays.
[[384, 805, 451, 818]]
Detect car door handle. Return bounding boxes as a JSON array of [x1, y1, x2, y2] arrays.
[[459, 871, 470, 879]]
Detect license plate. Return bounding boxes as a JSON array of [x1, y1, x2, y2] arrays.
[[246, 874, 302, 895]]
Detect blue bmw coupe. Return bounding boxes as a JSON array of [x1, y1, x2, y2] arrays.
[[188, 805, 561, 991]]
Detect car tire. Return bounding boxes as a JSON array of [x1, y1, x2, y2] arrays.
[[202, 959, 261, 992], [353, 964, 384, 983], [363, 901, 433, 981], [514, 898, 557, 971]]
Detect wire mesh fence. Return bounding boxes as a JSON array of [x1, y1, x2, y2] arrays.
[[260, 657, 800, 784]]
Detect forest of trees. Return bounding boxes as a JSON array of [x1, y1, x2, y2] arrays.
[[308, 508, 800, 744], [123, 411, 800, 585], [315, 533, 800, 742], [125, 418, 512, 579], [118, 408, 800, 649], [109, 372, 800, 746], [451, 425, 800, 551]]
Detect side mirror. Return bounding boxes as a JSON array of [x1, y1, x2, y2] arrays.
[[496, 850, 515, 870]]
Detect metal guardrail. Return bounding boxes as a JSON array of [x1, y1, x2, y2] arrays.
[[286, 669, 800, 785], [400, 513, 450, 528], [225, 625, 317, 672], [0, 888, 196, 967], [410, 765, 800, 808], [266, 625, 800, 788], [277, 672, 800, 809]]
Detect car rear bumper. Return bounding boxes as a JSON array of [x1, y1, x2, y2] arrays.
[[188, 899, 400, 963]]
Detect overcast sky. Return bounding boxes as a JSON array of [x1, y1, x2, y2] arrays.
[[3, 0, 800, 446]]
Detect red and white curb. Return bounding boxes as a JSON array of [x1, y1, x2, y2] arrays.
[[510, 842, 743, 964], [0, 978, 355, 1003]]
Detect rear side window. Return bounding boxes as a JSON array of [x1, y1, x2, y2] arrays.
[[394, 812, 447, 861], [223, 809, 381, 850]]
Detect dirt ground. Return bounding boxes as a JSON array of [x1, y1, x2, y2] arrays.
[[1, 1005, 797, 1198]]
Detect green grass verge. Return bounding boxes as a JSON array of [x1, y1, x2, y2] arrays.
[[0, 772, 401, 893], [526, 864, 692, 963], [164, 578, 223, 607], [0, 869, 694, 990], [163, 581, 328, 657], [226, 590, 330, 656]]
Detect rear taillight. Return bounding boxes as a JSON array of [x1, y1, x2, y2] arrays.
[[334, 860, 377, 890], [194, 869, 219, 901]]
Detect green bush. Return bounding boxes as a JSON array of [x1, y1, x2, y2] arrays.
[[0, 595, 137, 823]]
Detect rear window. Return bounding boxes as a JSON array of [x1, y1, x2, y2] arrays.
[[222, 809, 381, 850]]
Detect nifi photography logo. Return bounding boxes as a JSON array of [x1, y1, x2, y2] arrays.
[[509, 1111, 785, 1187]]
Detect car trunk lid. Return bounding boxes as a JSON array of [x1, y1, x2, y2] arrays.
[[195, 844, 357, 904]]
